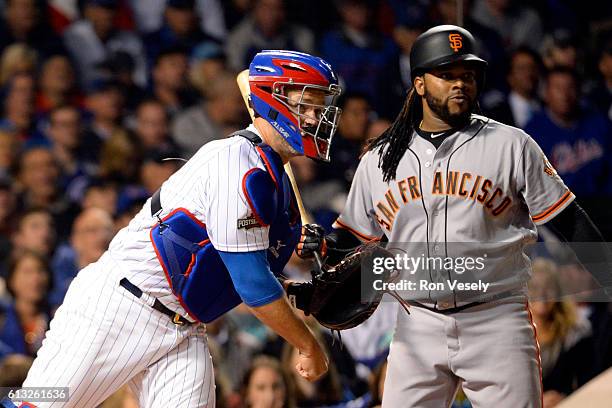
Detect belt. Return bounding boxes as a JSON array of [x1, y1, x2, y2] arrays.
[[408, 300, 484, 315], [119, 278, 192, 326]]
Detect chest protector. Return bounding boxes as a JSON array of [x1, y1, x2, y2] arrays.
[[150, 131, 301, 323]]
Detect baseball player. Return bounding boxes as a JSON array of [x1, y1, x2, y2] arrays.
[[9, 50, 342, 408], [297, 25, 612, 407]]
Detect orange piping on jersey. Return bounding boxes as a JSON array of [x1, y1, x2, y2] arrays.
[[334, 219, 381, 242], [525, 302, 544, 408], [531, 191, 573, 223]]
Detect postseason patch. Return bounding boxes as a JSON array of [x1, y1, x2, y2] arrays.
[[237, 215, 261, 230]]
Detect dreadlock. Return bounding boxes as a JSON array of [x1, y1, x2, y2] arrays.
[[363, 88, 422, 183]]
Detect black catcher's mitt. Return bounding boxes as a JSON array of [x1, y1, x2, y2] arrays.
[[287, 243, 409, 331]]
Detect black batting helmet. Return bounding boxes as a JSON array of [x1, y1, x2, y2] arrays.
[[410, 25, 487, 82]]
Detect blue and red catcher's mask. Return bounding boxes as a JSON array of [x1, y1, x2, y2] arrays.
[[249, 50, 342, 162]]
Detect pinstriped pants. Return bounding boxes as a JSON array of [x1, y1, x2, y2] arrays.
[[20, 255, 215, 408]]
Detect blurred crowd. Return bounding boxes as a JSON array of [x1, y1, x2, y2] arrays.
[[0, 0, 610, 407]]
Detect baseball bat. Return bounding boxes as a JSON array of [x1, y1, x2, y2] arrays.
[[236, 70, 314, 225]]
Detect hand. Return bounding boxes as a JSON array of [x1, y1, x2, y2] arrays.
[[295, 343, 328, 382], [296, 224, 327, 258]]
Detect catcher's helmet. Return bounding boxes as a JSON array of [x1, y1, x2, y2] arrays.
[[410, 25, 487, 82], [248, 50, 342, 161]]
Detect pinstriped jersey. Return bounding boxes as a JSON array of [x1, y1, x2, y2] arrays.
[[106, 125, 269, 317], [335, 115, 574, 305]]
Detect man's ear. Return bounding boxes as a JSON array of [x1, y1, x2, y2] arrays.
[[414, 76, 425, 96]]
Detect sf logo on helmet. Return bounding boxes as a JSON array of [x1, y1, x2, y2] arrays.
[[449, 33, 463, 52]]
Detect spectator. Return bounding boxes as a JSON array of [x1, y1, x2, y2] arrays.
[[528, 258, 596, 406], [99, 129, 142, 184], [470, 0, 543, 50], [0, 354, 34, 386], [11, 208, 55, 259], [0, 129, 20, 177], [81, 179, 118, 216], [171, 71, 246, 158], [525, 67, 611, 198], [0, 177, 16, 277], [392, 20, 424, 89], [81, 79, 125, 165], [0, 0, 64, 57], [318, 92, 372, 188], [96, 51, 147, 113], [63, 0, 147, 87], [15, 147, 78, 238], [587, 41, 612, 121], [189, 41, 227, 94], [319, 0, 398, 117], [240, 355, 296, 408], [0, 43, 37, 85], [368, 360, 387, 408], [130, 0, 227, 40], [150, 46, 198, 117], [143, 0, 219, 65], [133, 99, 174, 150], [50, 207, 113, 307], [139, 145, 181, 194], [485, 46, 543, 128], [35, 54, 81, 115], [0, 251, 52, 357], [225, 0, 315, 71], [541, 29, 578, 71], [0, 72, 36, 140], [46, 105, 93, 203]]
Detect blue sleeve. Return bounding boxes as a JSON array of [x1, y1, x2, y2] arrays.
[[218, 250, 284, 307]]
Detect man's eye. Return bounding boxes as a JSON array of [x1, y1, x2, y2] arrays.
[[463, 73, 476, 81], [440, 73, 452, 80]]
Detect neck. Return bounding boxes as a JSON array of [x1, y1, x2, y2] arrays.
[[420, 104, 452, 132], [254, 118, 293, 164], [15, 298, 38, 319], [548, 108, 575, 128], [155, 86, 179, 107]]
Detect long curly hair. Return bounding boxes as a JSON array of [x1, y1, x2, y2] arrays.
[[363, 88, 421, 183]]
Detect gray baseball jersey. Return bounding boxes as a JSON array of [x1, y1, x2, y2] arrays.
[[335, 115, 574, 307]]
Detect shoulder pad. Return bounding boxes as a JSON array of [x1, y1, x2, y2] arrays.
[[242, 168, 277, 226]]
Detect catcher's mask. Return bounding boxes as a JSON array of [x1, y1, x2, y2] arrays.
[[249, 50, 342, 162]]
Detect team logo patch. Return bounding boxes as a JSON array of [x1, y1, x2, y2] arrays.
[[542, 155, 557, 177], [449, 33, 463, 52], [237, 215, 261, 230]]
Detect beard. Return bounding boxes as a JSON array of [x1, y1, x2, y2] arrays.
[[423, 86, 476, 128]]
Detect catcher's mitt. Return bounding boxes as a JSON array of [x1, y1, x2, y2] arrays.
[[287, 243, 409, 331]]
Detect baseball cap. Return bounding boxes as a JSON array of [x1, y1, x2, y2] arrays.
[[166, 0, 195, 9], [142, 145, 181, 165], [191, 42, 225, 63]]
